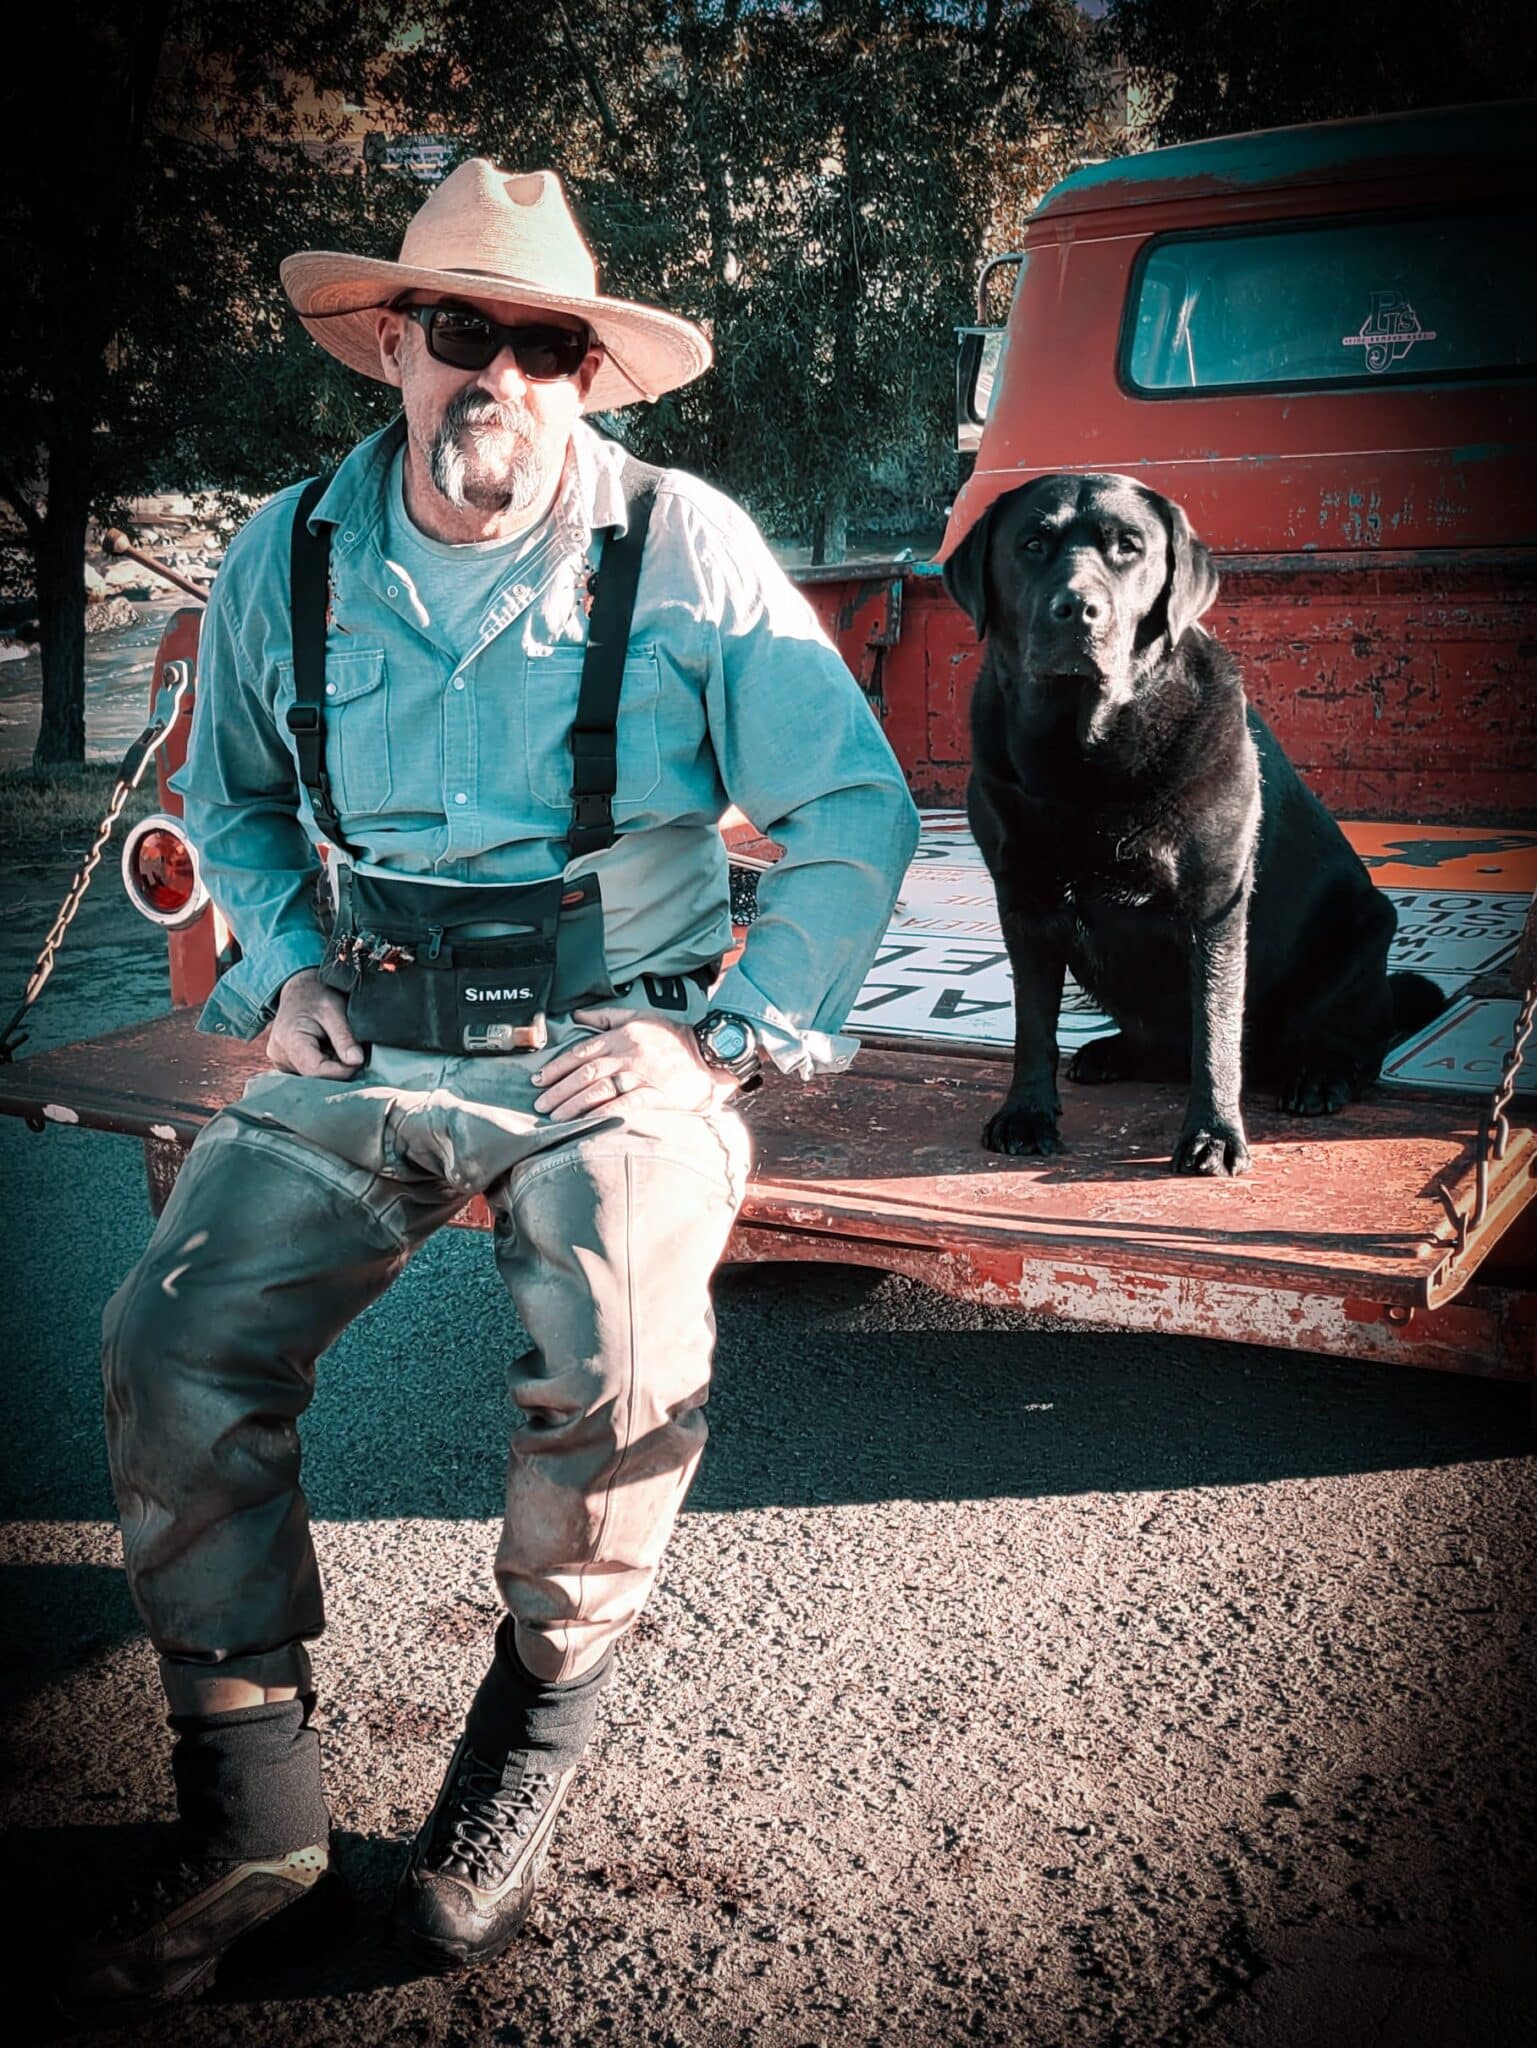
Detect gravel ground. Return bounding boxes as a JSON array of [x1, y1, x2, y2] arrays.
[[1, 861, 1534, 2048]]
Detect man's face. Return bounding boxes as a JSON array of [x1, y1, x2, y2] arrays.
[[377, 293, 602, 515]]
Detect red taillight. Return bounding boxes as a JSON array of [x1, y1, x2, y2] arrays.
[[121, 814, 210, 929], [133, 829, 194, 911]]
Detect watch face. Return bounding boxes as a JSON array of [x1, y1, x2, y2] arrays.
[[709, 1017, 750, 1061]]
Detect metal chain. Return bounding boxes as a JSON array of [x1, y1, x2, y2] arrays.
[[1472, 972, 1537, 1227], [0, 662, 192, 1063]]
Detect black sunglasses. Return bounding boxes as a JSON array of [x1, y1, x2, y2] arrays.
[[397, 301, 598, 379]]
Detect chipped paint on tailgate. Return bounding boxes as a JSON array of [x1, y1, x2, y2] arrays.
[[8, 1014, 1532, 1377]]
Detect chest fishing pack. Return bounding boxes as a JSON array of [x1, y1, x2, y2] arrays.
[[285, 432, 662, 1055]]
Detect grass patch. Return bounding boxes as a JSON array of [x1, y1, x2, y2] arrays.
[[1, 763, 160, 861]]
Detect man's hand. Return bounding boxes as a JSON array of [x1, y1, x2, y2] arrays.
[[266, 968, 365, 1078], [532, 1006, 742, 1120]]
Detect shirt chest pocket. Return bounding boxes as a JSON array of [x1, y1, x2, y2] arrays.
[[524, 646, 662, 814], [276, 647, 393, 819]]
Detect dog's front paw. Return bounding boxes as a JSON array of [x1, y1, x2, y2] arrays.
[[983, 1101, 1067, 1157], [1172, 1116, 1251, 1178], [1276, 1062, 1357, 1116]]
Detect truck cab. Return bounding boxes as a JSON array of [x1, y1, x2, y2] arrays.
[[948, 97, 1534, 824]]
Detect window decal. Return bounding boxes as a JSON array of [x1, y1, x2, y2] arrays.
[[1342, 291, 1438, 373]]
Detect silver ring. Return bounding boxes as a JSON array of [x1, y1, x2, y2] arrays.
[[613, 1071, 635, 1095]]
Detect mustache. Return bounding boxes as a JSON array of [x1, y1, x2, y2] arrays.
[[440, 385, 529, 441]]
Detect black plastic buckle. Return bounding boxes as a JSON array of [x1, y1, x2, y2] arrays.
[[642, 973, 689, 1012], [570, 728, 609, 760], [285, 705, 321, 734]]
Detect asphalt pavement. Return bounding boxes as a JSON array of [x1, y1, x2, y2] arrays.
[[1, 842, 1535, 2047]]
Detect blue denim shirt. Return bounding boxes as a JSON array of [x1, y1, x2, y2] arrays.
[[175, 418, 919, 1075]]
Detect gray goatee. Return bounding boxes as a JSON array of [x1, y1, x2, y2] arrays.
[[429, 387, 545, 513]]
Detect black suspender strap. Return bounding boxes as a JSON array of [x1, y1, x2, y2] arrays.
[[285, 471, 357, 854], [284, 439, 661, 862], [568, 455, 662, 859]]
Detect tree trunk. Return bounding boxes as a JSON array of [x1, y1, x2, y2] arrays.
[[33, 468, 89, 767], [811, 492, 847, 566], [25, 1, 172, 768]]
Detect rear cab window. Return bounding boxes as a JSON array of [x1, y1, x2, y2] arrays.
[[1122, 211, 1536, 395]]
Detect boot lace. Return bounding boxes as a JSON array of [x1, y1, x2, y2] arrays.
[[435, 1748, 556, 1886]]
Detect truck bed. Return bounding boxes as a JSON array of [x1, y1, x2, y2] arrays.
[[2, 815, 1532, 1381], [1, 1008, 1533, 1376]]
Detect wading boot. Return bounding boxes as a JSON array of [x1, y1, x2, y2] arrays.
[[65, 1837, 342, 2019], [393, 1623, 613, 1968], [392, 1736, 576, 1967], [65, 1694, 341, 2018]]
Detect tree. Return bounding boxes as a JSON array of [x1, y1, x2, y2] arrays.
[[3, 1, 1114, 762], [372, 2, 1111, 556], [1, 1, 413, 764], [1103, 0, 1537, 143]]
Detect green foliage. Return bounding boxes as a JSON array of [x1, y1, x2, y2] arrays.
[[5, 1, 414, 515], [3, 0, 1114, 753], [379, 1, 1109, 541], [6, 1, 1111, 546], [3, 1, 422, 754], [1104, 0, 1537, 142]]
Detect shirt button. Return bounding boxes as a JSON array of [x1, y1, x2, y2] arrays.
[[454, 792, 468, 805], [341, 530, 356, 543], [325, 682, 337, 696], [453, 678, 465, 691], [387, 584, 399, 598]]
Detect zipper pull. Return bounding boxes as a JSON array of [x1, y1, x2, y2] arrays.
[[425, 925, 444, 962]]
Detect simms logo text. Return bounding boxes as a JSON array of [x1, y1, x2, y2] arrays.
[[464, 984, 535, 1003]]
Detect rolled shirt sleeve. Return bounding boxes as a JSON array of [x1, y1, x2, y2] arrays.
[[170, 499, 329, 1039], [685, 493, 921, 1077]]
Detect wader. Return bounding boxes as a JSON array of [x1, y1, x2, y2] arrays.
[[102, 443, 752, 1689]]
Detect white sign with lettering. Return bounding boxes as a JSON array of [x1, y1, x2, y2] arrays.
[[1381, 999, 1534, 1099], [854, 814, 1527, 1086]]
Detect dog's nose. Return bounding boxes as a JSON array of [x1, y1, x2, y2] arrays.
[[1048, 589, 1104, 625]]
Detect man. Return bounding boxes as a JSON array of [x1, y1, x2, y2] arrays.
[[80, 161, 918, 2012]]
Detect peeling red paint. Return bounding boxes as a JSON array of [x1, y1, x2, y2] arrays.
[[799, 556, 1535, 821]]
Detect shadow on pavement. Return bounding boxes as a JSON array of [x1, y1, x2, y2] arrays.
[[694, 1262, 1534, 1511], [4, 1824, 431, 2042], [5, 1258, 1530, 1530], [0, 1565, 140, 1720]]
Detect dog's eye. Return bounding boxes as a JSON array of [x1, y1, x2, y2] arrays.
[[1114, 533, 1144, 556], [1022, 537, 1046, 555]]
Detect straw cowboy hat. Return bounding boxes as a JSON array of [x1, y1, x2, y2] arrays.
[[281, 159, 712, 410]]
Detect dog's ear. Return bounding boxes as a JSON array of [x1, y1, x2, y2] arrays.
[[942, 501, 998, 640], [1158, 497, 1219, 647]]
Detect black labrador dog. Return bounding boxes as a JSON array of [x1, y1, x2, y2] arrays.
[[943, 473, 1444, 1176]]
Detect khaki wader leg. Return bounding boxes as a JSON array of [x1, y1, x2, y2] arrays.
[[489, 1105, 749, 1684], [101, 1110, 463, 1693]]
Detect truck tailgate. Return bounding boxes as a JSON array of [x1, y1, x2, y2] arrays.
[[2, 1007, 1532, 1381]]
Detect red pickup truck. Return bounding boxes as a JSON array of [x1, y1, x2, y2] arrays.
[[5, 100, 1535, 1383]]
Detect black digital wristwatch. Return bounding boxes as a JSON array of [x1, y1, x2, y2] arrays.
[[693, 1010, 764, 1096]]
